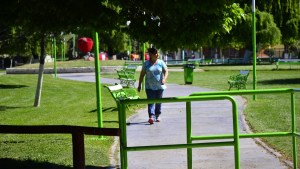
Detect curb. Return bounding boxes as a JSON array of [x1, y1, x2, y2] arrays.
[[6, 66, 124, 74], [5, 66, 203, 74]]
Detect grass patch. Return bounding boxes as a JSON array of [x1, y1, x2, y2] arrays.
[[166, 68, 300, 164], [2, 60, 300, 167], [0, 73, 145, 168]]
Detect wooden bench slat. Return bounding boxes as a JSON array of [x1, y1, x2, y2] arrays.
[[0, 125, 120, 136]]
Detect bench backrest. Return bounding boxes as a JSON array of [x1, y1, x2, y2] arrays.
[[126, 65, 138, 69], [124, 61, 142, 70], [117, 70, 136, 80], [105, 84, 139, 104], [106, 84, 123, 91], [105, 84, 127, 101], [204, 59, 212, 64], [125, 60, 142, 65], [117, 70, 127, 79], [240, 70, 249, 75], [166, 60, 185, 65], [124, 68, 136, 73]]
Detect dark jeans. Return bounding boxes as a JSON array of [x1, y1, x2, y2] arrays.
[[146, 89, 164, 118]]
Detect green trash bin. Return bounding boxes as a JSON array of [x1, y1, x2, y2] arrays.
[[184, 64, 195, 84]]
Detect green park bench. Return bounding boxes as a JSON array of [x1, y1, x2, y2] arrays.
[[228, 70, 249, 90], [165, 60, 185, 66], [187, 58, 201, 67], [116, 69, 136, 87], [203, 58, 213, 64], [105, 84, 140, 108], [124, 60, 142, 69], [256, 57, 277, 64], [275, 59, 300, 69]]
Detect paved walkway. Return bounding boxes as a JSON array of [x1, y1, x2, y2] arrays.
[[58, 73, 288, 169]]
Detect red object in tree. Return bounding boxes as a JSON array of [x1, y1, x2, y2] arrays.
[[78, 37, 93, 53]]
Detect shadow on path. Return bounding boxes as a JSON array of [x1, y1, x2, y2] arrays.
[[0, 158, 117, 169]]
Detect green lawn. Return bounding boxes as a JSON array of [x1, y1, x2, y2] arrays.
[[0, 73, 145, 168], [1, 61, 300, 167], [166, 66, 300, 164]]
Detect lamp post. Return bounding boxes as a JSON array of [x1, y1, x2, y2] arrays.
[[94, 32, 103, 132], [252, 0, 257, 100], [77, 36, 103, 130], [142, 17, 146, 91]]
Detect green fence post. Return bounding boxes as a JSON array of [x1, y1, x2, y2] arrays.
[[94, 32, 103, 131], [291, 92, 298, 169], [252, 0, 257, 100], [231, 97, 241, 169], [118, 99, 128, 169], [118, 101, 127, 169], [186, 101, 192, 169], [142, 43, 146, 91], [121, 101, 128, 169]]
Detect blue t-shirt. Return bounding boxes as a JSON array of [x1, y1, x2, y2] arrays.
[[142, 59, 167, 90]]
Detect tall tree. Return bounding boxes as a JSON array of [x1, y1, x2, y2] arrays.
[[216, 7, 281, 50], [119, 0, 245, 50], [258, 0, 300, 52], [243, 0, 300, 53], [0, 0, 121, 106]]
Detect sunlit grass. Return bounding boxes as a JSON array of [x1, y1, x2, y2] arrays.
[[166, 68, 300, 163], [0, 74, 145, 168], [2, 60, 300, 167]]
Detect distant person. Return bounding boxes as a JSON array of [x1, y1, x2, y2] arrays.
[[131, 52, 137, 61], [137, 47, 168, 124]]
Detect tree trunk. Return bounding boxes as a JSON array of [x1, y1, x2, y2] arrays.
[[34, 34, 46, 107], [9, 58, 13, 68]]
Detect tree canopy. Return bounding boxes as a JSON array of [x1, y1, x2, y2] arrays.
[[249, 0, 300, 46], [0, 0, 121, 34], [1, 0, 300, 52], [119, 0, 245, 50]]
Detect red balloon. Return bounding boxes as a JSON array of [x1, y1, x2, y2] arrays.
[[78, 37, 93, 53]]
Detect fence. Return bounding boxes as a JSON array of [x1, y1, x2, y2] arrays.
[[118, 88, 299, 169], [0, 125, 120, 169]]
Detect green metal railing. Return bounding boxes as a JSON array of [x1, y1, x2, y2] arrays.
[[190, 88, 299, 169], [118, 95, 240, 169], [117, 88, 299, 169]]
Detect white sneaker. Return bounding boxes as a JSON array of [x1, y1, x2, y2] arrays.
[[156, 116, 161, 122]]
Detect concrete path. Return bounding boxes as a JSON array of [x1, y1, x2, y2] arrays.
[[58, 73, 288, 169]]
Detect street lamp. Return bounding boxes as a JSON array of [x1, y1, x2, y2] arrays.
[[252, 0, 257, 100]]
